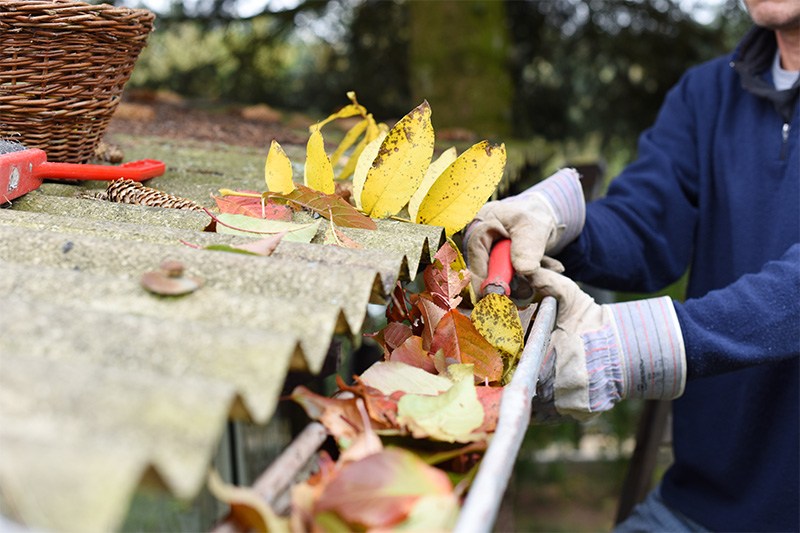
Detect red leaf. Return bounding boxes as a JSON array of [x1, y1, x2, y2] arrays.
[[412, 293, 446, 351], [475, 386, 504, 433], [389, 335, 436, 373], [429, 310, 503, 383], [383, 322, 413, 352], [386, 282, 412, 323], [213, 191, 293, 220], [422, 242, 470, 310], [267, 184, 376, 229]]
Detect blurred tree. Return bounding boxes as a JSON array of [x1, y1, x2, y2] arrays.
[[125, 0, 749, 144], [408, 0, 514, 138], [505, 0, 749, 144]]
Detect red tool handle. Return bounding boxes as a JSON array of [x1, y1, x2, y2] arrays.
[[480, 238, 513, 296], [34, 159, 166, 181]]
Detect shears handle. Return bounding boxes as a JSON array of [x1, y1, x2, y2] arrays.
[[480, 238, 513, 297]]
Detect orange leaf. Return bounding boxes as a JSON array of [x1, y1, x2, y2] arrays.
[[389, 335, 436, 373], [339, 376, 401, 428], [429, 310, 503, 383]]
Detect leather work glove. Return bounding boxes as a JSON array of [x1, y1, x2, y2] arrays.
[[464, 168, 586, 293], [531, 268, 687, 422]]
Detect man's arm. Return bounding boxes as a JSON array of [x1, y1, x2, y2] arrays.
[[677, 243, 800, 378]]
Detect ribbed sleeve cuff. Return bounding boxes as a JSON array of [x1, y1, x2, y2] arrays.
[[530, 168, 586, 253], [608, 297, 687, 400]]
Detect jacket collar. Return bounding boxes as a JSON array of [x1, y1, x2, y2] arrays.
[[732, 26, 799, 122]]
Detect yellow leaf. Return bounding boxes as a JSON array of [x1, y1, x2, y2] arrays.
[[416, 141, 506, 235], [330, 118, 368, 167], [408, 146, 458, 222], [313, 100, 367, 131], [470, 293, 524, 361], [264, 139, 294, 194], [304, 128, 335, 194], [352, 131, 387, 211], [361, 101, 435, 219]]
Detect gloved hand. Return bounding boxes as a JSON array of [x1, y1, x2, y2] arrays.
[[531, 268, 687, 422], [464, 168, 585, 293]]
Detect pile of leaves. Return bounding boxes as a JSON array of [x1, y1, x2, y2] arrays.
[[203, 94, 526, 530], [196, 92, 506, 255], [210, 242, 531, 531]]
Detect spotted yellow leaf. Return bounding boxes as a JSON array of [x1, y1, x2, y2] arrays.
[[304, 128, 335, 194], [264, 140, 294, 194], [470, 292, 524, 362], [361, 101, 435, 219], [352, 131, 387, 211], [416, 141, 506, 235], [408, 146, 458, 222]]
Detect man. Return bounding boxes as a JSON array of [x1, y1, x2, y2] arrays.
[[466, 0, 799, 530]]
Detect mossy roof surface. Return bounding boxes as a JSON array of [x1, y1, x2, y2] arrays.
[[0, 134, 445, 532]]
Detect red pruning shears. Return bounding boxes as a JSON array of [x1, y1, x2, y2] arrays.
[[1, 141, 165, 202]]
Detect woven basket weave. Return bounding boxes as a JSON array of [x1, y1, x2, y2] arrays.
[[0, 1, 155, 163]]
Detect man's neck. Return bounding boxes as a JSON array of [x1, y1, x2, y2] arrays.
[[775, 27, 800, 71]]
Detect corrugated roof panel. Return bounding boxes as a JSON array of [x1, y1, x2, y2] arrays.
[[0, 131, 447, 532], [0, 354, 234, 532]]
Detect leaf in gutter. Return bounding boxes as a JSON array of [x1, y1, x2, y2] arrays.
[[304, 128, 335, 194], [264, 139, 295, 194], [430, 310, 503, 383], [471, 292, 524, 361], [397, 373, 485, 442], [416, 141, 506, 235], [313, 448, 453, 530], [360, 101, 435, 218], [208, 470, 288, 533], [388, 335, 436, 373], [267, 184, 376, 229], [359, 361, 452, 396]]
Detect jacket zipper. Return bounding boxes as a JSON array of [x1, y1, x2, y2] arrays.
[[781, 122, 791, 160]]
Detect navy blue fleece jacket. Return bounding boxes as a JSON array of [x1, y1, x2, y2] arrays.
[[559, 27, 799, 531]]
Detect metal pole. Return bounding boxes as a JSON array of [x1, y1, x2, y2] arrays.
[[454, 296, 557, 533]]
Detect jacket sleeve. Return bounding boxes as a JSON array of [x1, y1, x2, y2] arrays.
[[675, 243, 800, 378], [558, 72, 701, 293]]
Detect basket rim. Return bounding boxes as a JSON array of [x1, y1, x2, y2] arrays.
[[0, 0, 155, 26]]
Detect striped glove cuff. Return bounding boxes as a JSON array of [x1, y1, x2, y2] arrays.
[[584, 296, 687, 409], [526, 168, 586, 254]]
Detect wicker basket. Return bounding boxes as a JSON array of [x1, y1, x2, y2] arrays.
[[0, 1, 155, 163]]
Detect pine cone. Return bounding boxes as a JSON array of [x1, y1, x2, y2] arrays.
[[104, 179, 203, 211]]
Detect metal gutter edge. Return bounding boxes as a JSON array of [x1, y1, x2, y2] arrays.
[[454, 296, 558, 533]]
